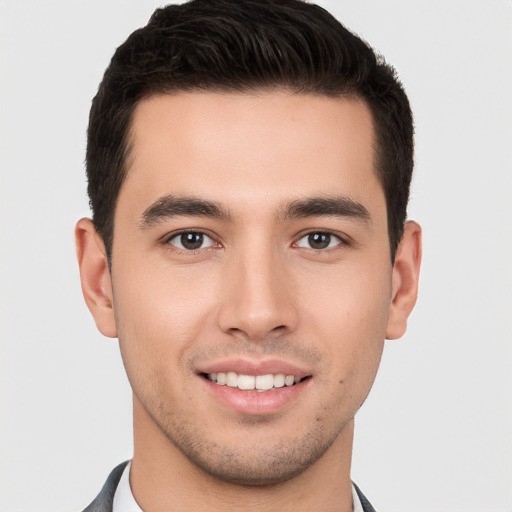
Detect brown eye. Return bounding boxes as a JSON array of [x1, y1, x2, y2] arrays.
[[296, 232, 341, 250], [169, 232, 214, 251], [308, 233, 331, 249]]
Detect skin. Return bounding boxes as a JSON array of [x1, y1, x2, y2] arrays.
[[76, 91, 421, 512]]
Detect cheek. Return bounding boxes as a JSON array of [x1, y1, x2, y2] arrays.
[[302, 262, 391, 388], [111, 261, 221, 386]]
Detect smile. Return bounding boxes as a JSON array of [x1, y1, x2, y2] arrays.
[[205, 372, 306, 391]]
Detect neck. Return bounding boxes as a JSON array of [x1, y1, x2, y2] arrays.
[[130, 398, 355, 512]]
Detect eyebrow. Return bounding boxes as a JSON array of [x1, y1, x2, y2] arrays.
[[139, 194, 370, 229], [282, 196, 370, 223], [139, 195, 231, 228]]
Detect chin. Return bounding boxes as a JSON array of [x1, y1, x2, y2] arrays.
[[164, 422, 342, 487], [184, 448, 316, 487]]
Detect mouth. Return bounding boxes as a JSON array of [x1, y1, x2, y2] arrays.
[[202, 371, 310, 391], [198, 361, 313, 414]]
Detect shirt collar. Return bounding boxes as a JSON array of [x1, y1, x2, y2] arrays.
[[113, 461, 366, 512]]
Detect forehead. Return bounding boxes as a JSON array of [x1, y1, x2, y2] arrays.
[[120, 91, 383, 220]]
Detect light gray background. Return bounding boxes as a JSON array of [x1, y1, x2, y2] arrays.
[[1, 1, 511, 511]]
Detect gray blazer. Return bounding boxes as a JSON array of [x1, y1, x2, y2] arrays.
[[82, 461, 377, 512]]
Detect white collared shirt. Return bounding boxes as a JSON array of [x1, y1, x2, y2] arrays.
[[112, 462, 142, 512], [113, 461, 365, 512]]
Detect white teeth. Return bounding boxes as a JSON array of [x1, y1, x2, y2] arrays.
[[226, 372, 238, 387], [255, 374, 274, 390], [284, 375, 295, 386], [238, 374, 256, 390], [207, 371, 303, 391], [273, 373, 285, 388]]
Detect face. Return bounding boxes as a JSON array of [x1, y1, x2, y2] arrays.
[[84, 91, 411, 485]]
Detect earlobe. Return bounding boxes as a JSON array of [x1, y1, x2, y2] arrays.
[[386, 221, 422, 340], [75, 218, 117, 338]]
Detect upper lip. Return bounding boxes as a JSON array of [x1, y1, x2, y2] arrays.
[[196, 358, 311, 378]]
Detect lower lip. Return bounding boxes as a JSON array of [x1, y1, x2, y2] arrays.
[[201, 377, 310, 415]]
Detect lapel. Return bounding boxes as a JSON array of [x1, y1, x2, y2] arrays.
[[82, 461, 129, 512], [82, 462, 377, 512], [353, 482, 378, 512]]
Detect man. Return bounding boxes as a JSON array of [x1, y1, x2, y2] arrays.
[[76, 0, 421, 510]]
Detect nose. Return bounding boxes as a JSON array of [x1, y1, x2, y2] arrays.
[[216, 247, 298, 341]]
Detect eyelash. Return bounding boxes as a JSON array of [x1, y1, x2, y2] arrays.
[[293, 231, 349, 251], [163, 229, 221, 254], [162, 229, 350, 254]]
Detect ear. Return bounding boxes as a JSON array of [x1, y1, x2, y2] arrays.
[[386, 221, 422, 340], [75, 218, 117, 338]]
